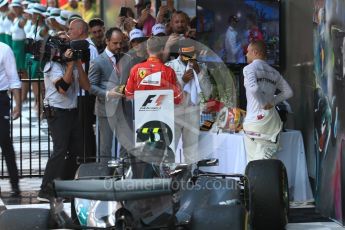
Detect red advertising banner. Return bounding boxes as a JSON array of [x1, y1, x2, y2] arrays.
[[40, 0, 68, 7]]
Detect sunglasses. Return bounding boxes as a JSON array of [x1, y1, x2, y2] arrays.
[[181, 53, 196, 62]]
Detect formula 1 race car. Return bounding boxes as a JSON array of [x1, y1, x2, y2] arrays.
[[0, 156, 289, 230]]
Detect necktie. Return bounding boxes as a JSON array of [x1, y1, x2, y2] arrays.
[[114, 54, 121, 63]]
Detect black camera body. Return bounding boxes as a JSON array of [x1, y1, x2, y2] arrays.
[[25, 36, 90, 64]]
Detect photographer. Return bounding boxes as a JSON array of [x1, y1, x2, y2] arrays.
[[37, 47, 90, 202]]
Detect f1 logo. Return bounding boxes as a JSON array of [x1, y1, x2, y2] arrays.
[[142, 95, 166, 107]]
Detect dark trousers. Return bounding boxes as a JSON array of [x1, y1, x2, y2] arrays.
[[0, 93, 19, 189], [78, 95, 96, 162], [41, 109, 82, 190]]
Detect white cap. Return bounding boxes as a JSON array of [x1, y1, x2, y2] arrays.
[[152, 23, 166, 36], [22, 0, 36, 5], [23, 3, 34, 14], [0, 0, 9, 8], [10, 0, 22, 8], [48, 7, 61, 19], [129, 28, 145, 42], [68, 12, 82, 21], [55, 10, 70, 26], [43, 6, 52, 17], [30, 3, 46, 16]]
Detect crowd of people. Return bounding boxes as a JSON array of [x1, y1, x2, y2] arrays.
[[0, 0, 293, 201]]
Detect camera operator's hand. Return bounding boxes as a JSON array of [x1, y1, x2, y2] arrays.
[[64, 49, 74, 67]]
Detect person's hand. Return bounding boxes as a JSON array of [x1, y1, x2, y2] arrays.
[[159, 5, 169, 14], [139, 8, 150, 23], [123, 17, 136, 32], [182, 69, 194, 83], [156, 6, 169, 23], [64, 49, 74, 67], [116, 16, 126, 27], [189, 60, 200, 74], [108, 88, 124, 98], [263, 104, 274, 110], [166, 33, 179, 49], [12, 105, 21, 120]]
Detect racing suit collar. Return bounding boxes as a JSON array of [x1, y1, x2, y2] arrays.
[[147, 56, 162, 63]]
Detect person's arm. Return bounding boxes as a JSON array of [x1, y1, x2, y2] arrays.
[[75, 59, 90, 91], [11, 88, 21, 119], [54, 61, 74, 94], [124, 66, 136, 99], [136, 8, 150, 28], [168, 68, 183, 104], [274, 75, 293, 105], [4, 46, 21, 119], [19, 17, 28, 28], [156, 6, 169, 24], [163, 33, 179, 61], [52, 50, 84, 94], [88, 60, 106, 98]]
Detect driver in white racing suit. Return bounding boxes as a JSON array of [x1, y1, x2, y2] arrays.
[[243, 40, 293, 162]]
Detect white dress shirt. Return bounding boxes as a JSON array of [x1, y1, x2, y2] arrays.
[[78, 38, 99, 96], [43, 61, 79, 109], [0, 42, 21, 91], [224, 26, 242, 63], [105, 47, 116, 65], [104, 47, 118, 101]]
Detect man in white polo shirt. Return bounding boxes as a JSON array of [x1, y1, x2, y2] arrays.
[[0, 41, 22, 197]]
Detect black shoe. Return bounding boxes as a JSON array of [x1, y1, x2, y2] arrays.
[[9, 189, 21, 198]]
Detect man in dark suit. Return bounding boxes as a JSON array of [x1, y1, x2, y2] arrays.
[[88, 27, 133, 162]]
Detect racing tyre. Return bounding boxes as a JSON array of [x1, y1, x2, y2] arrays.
[[0, 208, 50, 230], [245, 159, 289, 230]]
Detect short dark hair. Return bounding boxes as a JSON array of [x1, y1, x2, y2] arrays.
[[105, 27, 123, 40], [147, 36, 164, 54], [88, 18, 104, 28]]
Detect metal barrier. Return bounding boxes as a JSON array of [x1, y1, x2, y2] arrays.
[[1, 70, 118, 179], [1, 79, 51, 178]]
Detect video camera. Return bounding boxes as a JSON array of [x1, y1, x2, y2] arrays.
[[25, 36, 90, 64]]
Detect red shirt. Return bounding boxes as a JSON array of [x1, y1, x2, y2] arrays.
[[125, 57, 183, 104]]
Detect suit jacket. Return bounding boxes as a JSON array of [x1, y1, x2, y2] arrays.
[[88, 51, 133, 117]]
